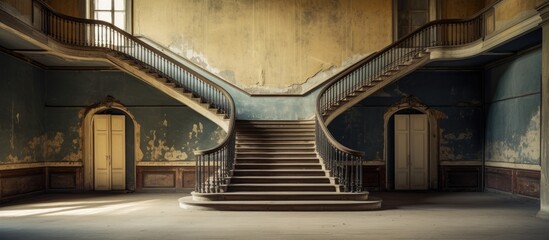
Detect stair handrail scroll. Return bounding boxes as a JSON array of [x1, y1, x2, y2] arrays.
[[316, 4, 499, 193], [13, 0, 236, 194]]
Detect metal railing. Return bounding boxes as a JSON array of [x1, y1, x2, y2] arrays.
[[2, 0, 237, 193], [315, 5, 497, 193]]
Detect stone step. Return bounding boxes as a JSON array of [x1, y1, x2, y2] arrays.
[[232, 169, 328, 176], [230, 176, 332, 184], [236, 142, 315, 148], [234, 163, 322, 170], [236, 128, 315, 132], [236, 146, 316, 152], [235, 158, 320, 164], [179, 196, 382, 211], [190, 191, 369, 201], [237, 120, 314, 125], [236, 152, 318, 158], [235, 156, 320, 162], [236, 137, 315, 143], [237, 133, 315, 138], [227, 183, 339, 192]]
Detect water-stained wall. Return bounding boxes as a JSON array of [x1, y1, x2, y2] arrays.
[[45, 70, 225, 162], [329, 70, 483, 162], [485, 49, 541, 165], [133, 0, 392, 94], [0, 52, 45, 163]]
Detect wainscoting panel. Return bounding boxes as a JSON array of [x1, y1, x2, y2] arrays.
[[47, 167, 84, 192], [136, 166, 195, 192], [363, 166, 386, 191], [439, 165, 482, 191], [485, 166, 540, 198], [0, 168, 45, 201]]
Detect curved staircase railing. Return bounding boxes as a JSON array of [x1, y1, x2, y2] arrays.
[[12, 0, 236, 193], [316, 5, 498, 193]]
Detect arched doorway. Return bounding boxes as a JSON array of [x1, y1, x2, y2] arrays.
[[383, 96, 442, 190], [82, 97, 141, 191]]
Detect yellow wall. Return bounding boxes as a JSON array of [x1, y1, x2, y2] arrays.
[[440, 0, 487, 19], [133, 0, 393, 94], [494, 0, 545, 30], [44, 0, 84, 18]]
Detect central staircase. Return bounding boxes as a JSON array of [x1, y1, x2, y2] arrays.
[[179, 120, 382, 211]]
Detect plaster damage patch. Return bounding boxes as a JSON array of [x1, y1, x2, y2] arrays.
[[440, 128, 473, 160], [146, 130, 169, 161], [144, 121, 213, 161], [164, 148, 188, 161], [167, 35, 373, 94], [62, 110, 85, 161], [5, 132, 66, 163], [486, 108, 540, 164]]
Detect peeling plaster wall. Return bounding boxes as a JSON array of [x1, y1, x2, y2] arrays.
[[329, 70, 483, 162], [485, 49, 541, 165], [133, 0, 392, 94], [0, 52, 45, 164], [45, 70, 225, 162]]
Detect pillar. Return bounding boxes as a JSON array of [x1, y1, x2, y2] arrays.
[[538, 2, 549, 220]]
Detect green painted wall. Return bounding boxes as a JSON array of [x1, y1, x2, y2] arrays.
[[45, 70, 225, 162], [484, 49, 541, 165], [0, 52, 45, 163], [329, 70, 483, 162]]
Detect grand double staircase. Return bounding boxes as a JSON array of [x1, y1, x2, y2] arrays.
[[181, 120, 381, 211], [1, 0, 537, 211]]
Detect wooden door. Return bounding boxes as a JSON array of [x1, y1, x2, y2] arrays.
[[93, 114, 126, 190], [394, 114, 428, 190], [396, 0, 430, 39]]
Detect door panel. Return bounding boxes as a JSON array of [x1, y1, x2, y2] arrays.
[[94, 115, 111, 190], [394, 115, 410, 190], [410, 115, 428, 190], [110, 115, 126, 190]]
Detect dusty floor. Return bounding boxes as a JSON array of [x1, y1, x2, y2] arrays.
[[0, 192, 547, 240]]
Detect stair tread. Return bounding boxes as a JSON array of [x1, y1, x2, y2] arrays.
[[238, 121, 314, 124], [196, 191, 359, 195], [180, 197, 382, 210], [236, 152, 317, 155], [186, 200, 379, 204], [231, 176, 330, 179], [235, 157, 320, 160], [236, 163, 320, 165], [229, 183, 335, 186], [236, 147, 315, 150], [233, 169, 327, 172]]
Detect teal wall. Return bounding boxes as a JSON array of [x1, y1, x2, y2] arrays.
[[329, 70, 483, 162], [45, 70, 225, 162], [484, 49, 541, 165], [0, 52, 45, 163]]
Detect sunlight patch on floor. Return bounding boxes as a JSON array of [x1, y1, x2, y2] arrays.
[[0, 199, 161, 217]]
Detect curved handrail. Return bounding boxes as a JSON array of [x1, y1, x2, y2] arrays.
[[23, 0, 236, 193], [315, 2, 501, 192]]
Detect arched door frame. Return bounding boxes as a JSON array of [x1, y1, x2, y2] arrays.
[[82, 97, 141, 191], [383, 96, 443, 190]]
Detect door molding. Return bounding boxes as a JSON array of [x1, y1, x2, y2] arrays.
[[383, 95, 444, 189], [82, 96, 141, 191]]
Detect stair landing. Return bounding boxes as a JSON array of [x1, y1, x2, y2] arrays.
[[180, 120, 382, 211]]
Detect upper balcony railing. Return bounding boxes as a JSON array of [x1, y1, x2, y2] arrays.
[[315, 0, 542, 193], [0, 0, 236, 193]]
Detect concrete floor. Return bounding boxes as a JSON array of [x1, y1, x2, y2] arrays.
[[0, 192, 547, 240]]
